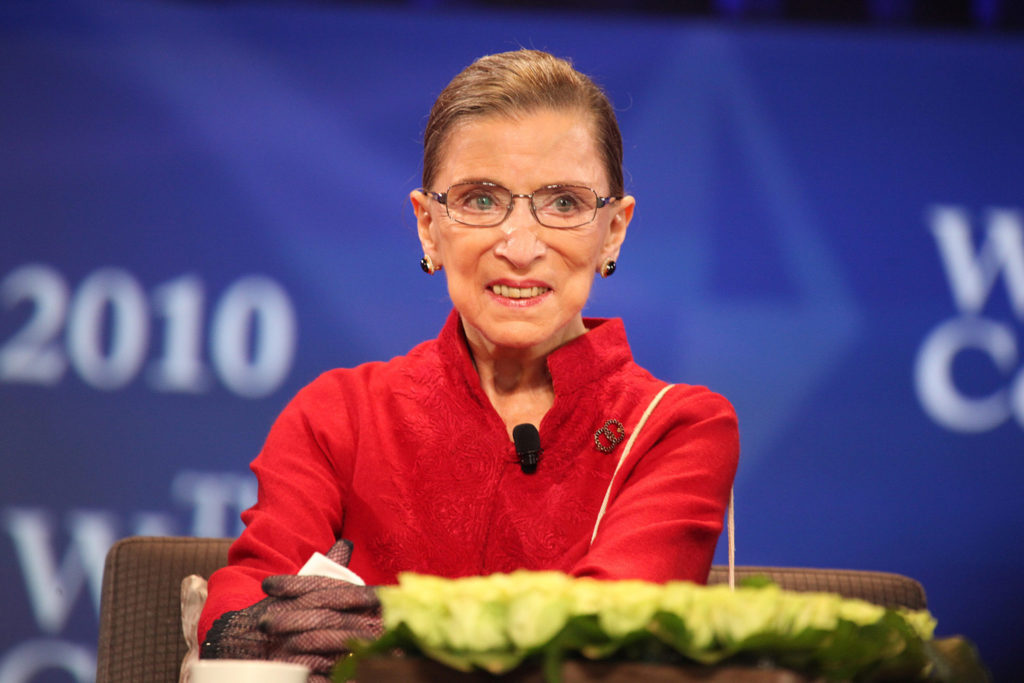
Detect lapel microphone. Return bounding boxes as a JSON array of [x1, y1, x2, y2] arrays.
[[512, 423, 542, 474]]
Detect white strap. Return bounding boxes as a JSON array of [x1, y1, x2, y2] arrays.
[[728, 487, 735, 590], [590, 384, 675, 545]]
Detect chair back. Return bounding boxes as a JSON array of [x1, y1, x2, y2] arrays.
[[96, 536, 231, 683], [707, 565, 926, 609], [96, 536, 927, 682]]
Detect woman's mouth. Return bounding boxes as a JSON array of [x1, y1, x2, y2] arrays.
[[488, 284, 550, 299]]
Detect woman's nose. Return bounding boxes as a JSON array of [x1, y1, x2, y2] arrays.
[[494, 200, 546, 268]]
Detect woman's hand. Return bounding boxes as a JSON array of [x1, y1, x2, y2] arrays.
[[259, 574, 381, 680], [258, 540, 382, 682], [199, 539, 381, 683]]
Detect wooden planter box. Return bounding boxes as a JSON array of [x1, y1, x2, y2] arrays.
[[347, 658, 823, 682]]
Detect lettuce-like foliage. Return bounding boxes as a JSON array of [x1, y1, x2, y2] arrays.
[[335, 571, 987, 682]]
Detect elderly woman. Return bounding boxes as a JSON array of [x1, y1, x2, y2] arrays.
[[199, 49, 738, 679]]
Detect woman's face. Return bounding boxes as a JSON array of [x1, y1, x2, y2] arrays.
[[412, 108, 634, 358]]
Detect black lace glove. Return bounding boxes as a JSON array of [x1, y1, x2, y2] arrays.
[[200, 598, 273, 661], [201, 539, 382, 683], [260, 573, 382, 681]]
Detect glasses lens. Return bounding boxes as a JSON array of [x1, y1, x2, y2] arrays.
[[446, 183, 511, 226], [533, 186, 598, 228]]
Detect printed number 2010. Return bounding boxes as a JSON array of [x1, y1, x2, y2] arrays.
[[0, 264, 297, 398]]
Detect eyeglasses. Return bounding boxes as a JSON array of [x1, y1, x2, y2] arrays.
[[421, 182, 620, 229]]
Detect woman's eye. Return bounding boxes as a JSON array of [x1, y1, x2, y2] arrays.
[[552, 195, 579, 212], [456, 189, 501, 212], [540, 191, 584, 214], [470, 195, 496, 210]]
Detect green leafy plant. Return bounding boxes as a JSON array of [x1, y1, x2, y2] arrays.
[[334, 571, 987, 682]]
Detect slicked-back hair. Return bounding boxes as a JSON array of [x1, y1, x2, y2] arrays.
[[422, 49, 624, 197]]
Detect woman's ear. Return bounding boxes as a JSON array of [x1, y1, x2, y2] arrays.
[[410, 190, 439, 262], [600, 194, 635, 265]]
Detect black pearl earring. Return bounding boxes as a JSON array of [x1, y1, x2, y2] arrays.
[[420, 255, 438, 274]]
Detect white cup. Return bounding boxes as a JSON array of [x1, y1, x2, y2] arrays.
[[189, 659, 310, 683]]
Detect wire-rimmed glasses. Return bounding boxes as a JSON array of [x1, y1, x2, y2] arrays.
[[421, 182, 620, 229]]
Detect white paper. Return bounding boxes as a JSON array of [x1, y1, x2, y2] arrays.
[[297, 551, 366, 585]]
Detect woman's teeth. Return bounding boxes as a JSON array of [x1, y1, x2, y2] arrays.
[[491, 285, 549, 299]]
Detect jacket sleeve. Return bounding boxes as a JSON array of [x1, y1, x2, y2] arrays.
[[568, 385, 739, 584], [197, 372, 356, 644]]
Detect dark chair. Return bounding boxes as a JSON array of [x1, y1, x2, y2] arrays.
[[96, 536, 231, 683], [706, 565, 926, 609]]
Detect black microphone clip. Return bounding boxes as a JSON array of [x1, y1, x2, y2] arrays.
[[512, 423, 542, 474]]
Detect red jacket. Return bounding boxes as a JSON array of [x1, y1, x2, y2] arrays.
[[199, 311, 739, 642]]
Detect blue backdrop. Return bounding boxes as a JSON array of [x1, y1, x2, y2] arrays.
[[2, 1, 1022, 680]]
